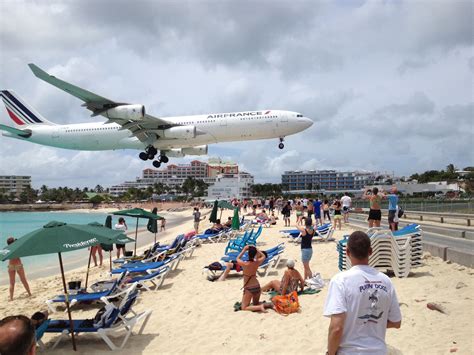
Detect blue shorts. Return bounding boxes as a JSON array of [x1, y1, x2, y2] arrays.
[[314, 212, 321, 219], [301, 248, 313, 262]]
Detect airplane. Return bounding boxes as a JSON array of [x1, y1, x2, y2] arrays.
[[0, 64, 313, 168]]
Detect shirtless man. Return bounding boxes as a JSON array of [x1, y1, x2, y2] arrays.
[[237, 245, 267, 312], [262, 259, 304, 295]]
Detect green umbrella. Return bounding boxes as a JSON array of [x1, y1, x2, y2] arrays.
[[147, 207, 159, 245], [0, 221, 132, 351], [231, 208, 240, 230], [209, 200, 218, 223], [112, 208, 164, 256], [217, 200, 235, 209]]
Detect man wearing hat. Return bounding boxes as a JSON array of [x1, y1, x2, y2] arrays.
[[261, 259, 305, 296]]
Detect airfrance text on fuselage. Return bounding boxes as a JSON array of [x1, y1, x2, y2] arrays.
[[207, 111, 267, 119]]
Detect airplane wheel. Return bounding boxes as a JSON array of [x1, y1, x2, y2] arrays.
[[278, 143, 284, 149], [147, 146, 157, 156], [139, 152, 148, 161], [160, 155, 169, 163], [152, 160, 161, 168], [148, 152, 156, 160]]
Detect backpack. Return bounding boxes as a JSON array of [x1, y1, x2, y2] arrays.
[[272, 291, 300, 315]]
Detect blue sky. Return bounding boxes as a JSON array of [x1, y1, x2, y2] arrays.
[[0, 0, 472, 188]]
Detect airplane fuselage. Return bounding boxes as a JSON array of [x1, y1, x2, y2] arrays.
[[8, 110, 312, 151]]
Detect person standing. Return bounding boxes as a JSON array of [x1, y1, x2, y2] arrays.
[[363, 187, 382, 228], [282, 201, 292, 227], [6, 237, 32, 302], [307, 199, 314, 220], [313, 197, 322, 226], [332, 199, 343, 230], [323, 199, 331, 222], [91, 244, 103, 267], [160, 218, 166, 231], [295, 201, 304, 225], [386, 187, 399, 231], [269, 197, 275, 213], [193, 207, 202, 233], [114, 217, 127, 258], [340, 192, 352, 224], [297, 217, 315, 280], [323, 231, 402, 355]]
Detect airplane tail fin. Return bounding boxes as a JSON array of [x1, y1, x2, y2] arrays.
[[0, 90, 55, 127]]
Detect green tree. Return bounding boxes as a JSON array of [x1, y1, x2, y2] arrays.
[[95, 184, 104, 193]]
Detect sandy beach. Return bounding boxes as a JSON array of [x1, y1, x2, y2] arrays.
[[1, 209, 473, 354]]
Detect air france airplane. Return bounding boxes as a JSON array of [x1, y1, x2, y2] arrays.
[[0, 64, 313, 167]]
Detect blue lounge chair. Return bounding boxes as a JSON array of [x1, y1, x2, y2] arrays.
[[46, 272, 128, 312], [45, 284, 152, 351], [127, 265, 170, 292]]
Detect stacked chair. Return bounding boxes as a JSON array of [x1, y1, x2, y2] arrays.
[[224, 225, 263, 254], [337, 224, 423, 278]]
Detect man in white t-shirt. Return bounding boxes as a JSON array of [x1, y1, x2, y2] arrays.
[[323, 231, 402, 355], [340, 193, 352, 223]]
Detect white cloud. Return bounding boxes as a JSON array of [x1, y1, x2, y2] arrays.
[[0, 0, 472, 188]]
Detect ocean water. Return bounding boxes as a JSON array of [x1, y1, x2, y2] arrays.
[[0, 212, 149, 285]]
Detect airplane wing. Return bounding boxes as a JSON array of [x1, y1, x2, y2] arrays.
[[28, 63, 176, 142]]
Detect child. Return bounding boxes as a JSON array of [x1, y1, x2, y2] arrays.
[[161, 218, 166, 231]]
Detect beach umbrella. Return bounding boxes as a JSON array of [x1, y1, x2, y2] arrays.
[[209, 200, 218, 223], [84, 221, 128, 289], [112, 208, 164, 256], [0, 221, 132, 351], [147, 207, 159, 245], [231, 208, 240, 230]]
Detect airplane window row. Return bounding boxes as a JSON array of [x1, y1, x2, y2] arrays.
[[297, 114, 303, 117], [65, 127, 118, 133]]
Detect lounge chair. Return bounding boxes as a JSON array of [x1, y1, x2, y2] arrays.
[[112, 251, 184, 274], [46, 272, 128, 312], [127, 266, 170, 292], [45, 284, 152, 351]]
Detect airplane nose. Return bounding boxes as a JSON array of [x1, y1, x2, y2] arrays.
[[301, 117, 313, 129]]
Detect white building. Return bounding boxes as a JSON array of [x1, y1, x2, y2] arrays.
[[207, 172, 254, 200], [363, 181, 463, 196]]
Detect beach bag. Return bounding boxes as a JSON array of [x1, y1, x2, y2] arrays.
[[272, 291, 300, 315]]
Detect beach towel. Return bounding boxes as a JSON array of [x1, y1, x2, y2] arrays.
[[267, 288, 320, 298]]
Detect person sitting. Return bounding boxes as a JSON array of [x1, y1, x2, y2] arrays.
[[262, 259, 304, 295], [224, 217, 232, 228], [210, 219, 224, 233], [257, 210, 269, 220], [269, 212, 277, 225], [30, 310, 49, 329], [217, 260, 242, 281]]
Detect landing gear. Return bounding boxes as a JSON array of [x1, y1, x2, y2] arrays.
[[152, 160, 161, 168], [139, 152, 148, 161], [278, 137, 285, 149], [139, 146, 158, 161], [151, 153, 169, 168], [160, 155, 169, 163]]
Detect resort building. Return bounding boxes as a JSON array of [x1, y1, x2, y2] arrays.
[[207, 172, 254, 200], [0, 175, 31, 197], [109, 158, 243, 197], [281, 170, 376, 193]]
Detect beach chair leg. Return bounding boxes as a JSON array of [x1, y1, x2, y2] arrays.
[[137, 310, 153, 334], [51, 329, 69, 349], [98, 329, 119, 351], [45, 300, 57, 313]]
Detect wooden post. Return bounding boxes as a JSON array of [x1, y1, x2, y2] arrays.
[[58, 252, 77, 351], [134, 218, 139, 256], [84, 248, 92, 289]]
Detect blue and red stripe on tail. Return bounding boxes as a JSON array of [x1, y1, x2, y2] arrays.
[[0, 90, 52, 126]]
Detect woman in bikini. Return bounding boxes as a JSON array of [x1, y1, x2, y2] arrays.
[[237, 245, 267, 312], [262, 259, 304, 295], [295, 201, 304, 225], [6, 237, 32, 301]]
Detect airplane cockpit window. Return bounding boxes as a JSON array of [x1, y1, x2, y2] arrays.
[[297, 114, 303, 117]]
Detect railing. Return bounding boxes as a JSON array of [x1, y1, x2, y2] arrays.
[[352, 207, 473, 226], [352, 199, 473, 214]]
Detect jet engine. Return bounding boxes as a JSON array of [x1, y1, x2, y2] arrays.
[[161, 125, 196, 139], [182, 145, 208, 155], [105, 104, 145, 120]]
